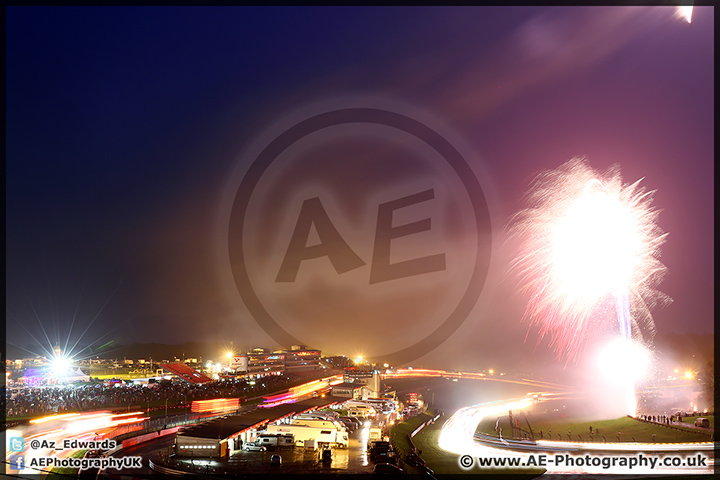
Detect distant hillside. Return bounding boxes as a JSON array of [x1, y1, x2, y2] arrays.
[[6, 333, 712, 369]]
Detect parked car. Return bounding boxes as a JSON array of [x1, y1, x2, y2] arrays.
[[339, 418, 357, 431], [244, 442, 266, 452], [341, 416, 362, 429], [375, 452, 390, 464], [270, 454, 282, 466], [405, 452, 426, 467], [374, 463, 404, 474], [368, 441, 392, 462], [321, 448, 332, 464]]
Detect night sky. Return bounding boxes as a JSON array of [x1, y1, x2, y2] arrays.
[[6, 7, 713, 369]]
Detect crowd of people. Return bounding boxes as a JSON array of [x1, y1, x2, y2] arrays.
[[641, 414, 674, 424], [639, 412, 712, 425], [5, 373, 297, 419]]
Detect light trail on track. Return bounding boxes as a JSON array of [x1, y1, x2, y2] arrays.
[[438, 396, 714, 475]]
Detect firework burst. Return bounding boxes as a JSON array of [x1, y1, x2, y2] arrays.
[[509, 158, 670, 362]]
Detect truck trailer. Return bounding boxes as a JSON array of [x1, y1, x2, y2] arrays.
[[291, 418, 348, 432], [255, 433, 295, 449], [266, 423, 349, 448]]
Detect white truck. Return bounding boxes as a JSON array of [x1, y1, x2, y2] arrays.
[[266, 423, 349, 448], [368, 427, 383, 442], [296, 412, 339, 421], [365, 398, 396, 413], [292, 418, 348, 432], [344, 401, 378, 417], [347, 406, 377, 419]]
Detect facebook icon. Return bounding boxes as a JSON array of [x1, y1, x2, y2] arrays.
[[9, 455, 25, 470]]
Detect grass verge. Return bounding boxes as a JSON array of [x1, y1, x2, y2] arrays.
[[392, 410, 545, 477], [479, 414, 713, 443]]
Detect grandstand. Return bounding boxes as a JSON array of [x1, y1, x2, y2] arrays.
[[160, 363, 214, 384]]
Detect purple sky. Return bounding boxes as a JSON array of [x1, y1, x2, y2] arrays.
[[6, 7, 713, 369]]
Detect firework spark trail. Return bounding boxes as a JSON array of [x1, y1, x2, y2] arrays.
[[509, 158, 669, 362], [615, 289, 631, 340]]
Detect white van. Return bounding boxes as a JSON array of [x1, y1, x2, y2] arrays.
[[694, 418, 710, 428]]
